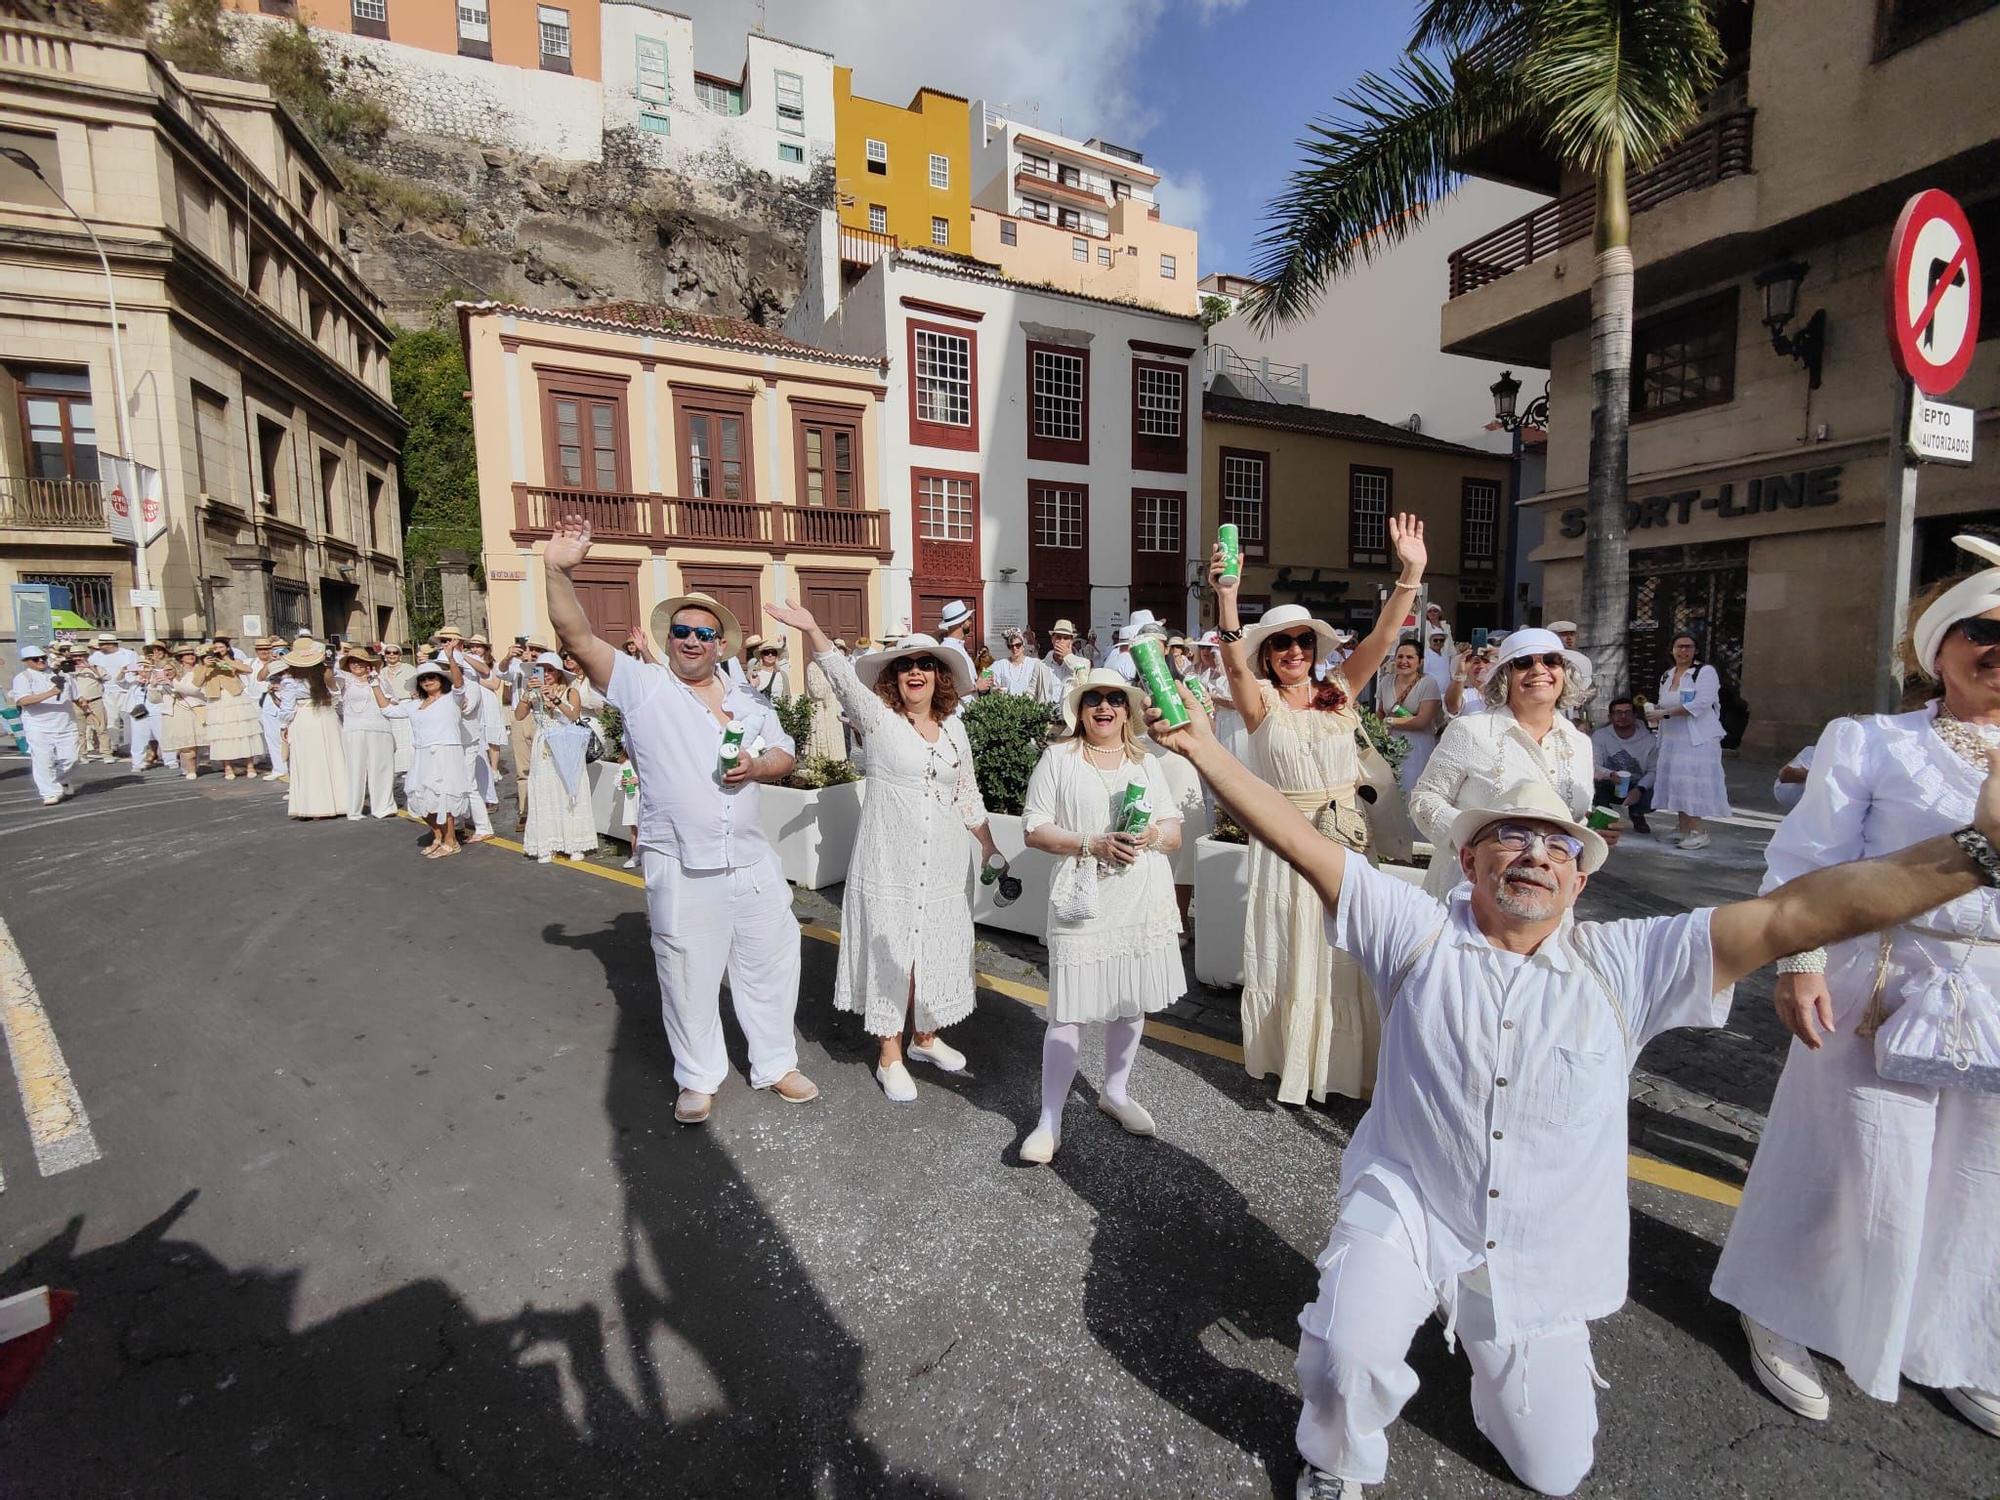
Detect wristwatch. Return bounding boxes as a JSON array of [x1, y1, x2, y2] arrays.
[[1952, 826, 2000, 888]]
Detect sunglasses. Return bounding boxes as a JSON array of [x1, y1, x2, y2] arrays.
[[896, 656, 942, 675], [669, 623, 720, 643], [1508, 653, 1568, 671], [1266, 630, 1318, 653], [1950, 617, 2000, 648], [1479, 821, 1585, 865], [1079, 689, 1129, 710], [758, 649, 780, 658]]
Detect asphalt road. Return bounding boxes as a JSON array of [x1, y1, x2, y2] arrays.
[[0, 757, 1992, 1499]]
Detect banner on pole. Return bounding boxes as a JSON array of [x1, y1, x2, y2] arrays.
[[101, 457, 167, 546]]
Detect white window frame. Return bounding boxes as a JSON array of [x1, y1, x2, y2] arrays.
[[352, 0, 386, 22], [537, 6, 570, 60], [1222, 457, 1266, 549], [1159, 253, 1177, 280], [917, 474, 974, 542], [866, 138, 888, 172], [1096, 246, 1112, 266], [1071, 237, 1088, 263], [1031, 349, 1085, 443], [1033, 485, 1085, 550], [775, 69, 805, 136], [778, 141, 804, 164], [1136, 366, 1183, 438], [868, 203, 887, 234], [634, 35, 668, 104], [457, 0, 489, 42], [931, 216, 950, 247], [914, 328, 973, 429], [1135, 492, 1182, 554], [928, 153, 950, 190]]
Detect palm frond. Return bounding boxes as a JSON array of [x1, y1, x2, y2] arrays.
[[1244, 55, 1527, 330], [1522, 0, 1726, 173], [1409, 0, 1524, 52]]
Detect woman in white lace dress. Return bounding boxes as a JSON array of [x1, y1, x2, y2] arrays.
[[1212, 513, 1429, 1105], [1711, 551, 2000, 1439], [1648, 631, 1731, 848], [1408, 628, 1599, 901], [766, 601, 1004, 1104], [1019, 668, 1185, 1163], [514, 653, 598, 863]]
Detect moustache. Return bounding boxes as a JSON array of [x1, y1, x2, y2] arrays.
[[1501, 867, 1557, 892]]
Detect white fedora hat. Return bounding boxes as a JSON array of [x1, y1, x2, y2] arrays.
[[1489, 627, 1590, 683], [1447, 777, 1608, 875], [1060, 666, 1139, 735], [1118, 609, 1167, 644], [1049, 619, 1078, 637], [936, 599, 974, 632], [853, 633, 976, 697], [1241, 604, 1339, 661]]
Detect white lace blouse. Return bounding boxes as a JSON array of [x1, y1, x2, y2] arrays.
[[1408, 705, 1596, 897]]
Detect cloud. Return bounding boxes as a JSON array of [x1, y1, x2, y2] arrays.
[[1191, 0, 1250, 18]]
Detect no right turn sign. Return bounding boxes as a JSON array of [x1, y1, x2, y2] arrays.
[[1885, 189, 1983, 395]]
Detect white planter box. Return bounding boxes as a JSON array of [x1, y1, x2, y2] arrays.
[[760, 780, 865, 890], [970, 811, 1053, 941], [1194, 835, 1427, 990]]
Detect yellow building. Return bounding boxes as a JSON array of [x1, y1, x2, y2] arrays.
[[832, 69, 969, 257], [458, 300, 891, 658]]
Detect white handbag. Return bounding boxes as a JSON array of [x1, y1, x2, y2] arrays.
[[1872, 968, 2000, 1094], [1050, 853, 1100, 923]]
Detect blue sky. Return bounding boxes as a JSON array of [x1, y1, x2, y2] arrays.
[[674, 0, 1423, 278]]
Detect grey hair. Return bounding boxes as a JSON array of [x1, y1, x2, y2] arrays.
[[1482, 655, 1594, 713]]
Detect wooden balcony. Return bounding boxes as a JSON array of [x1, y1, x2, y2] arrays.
[[839, 224, 899, 269], [513, 484, 891, 558], [0, 476, 106, 531], [1447, 110, 1755, 298]]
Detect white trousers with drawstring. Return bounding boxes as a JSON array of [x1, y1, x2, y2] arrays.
[[1295, 1183, 1602, 1496]]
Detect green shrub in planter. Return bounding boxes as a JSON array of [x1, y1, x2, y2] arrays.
[[961, 692, 1058, 816], [595, 704, 627, 763], [787, 754, 861, 790], [772, 693, 815, 752], [1360, 707, 1407, 776]]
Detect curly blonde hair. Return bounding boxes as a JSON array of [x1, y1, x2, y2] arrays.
[[1482, 653, 1594, 713]]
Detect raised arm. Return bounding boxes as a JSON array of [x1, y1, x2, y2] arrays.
[[767, 599, 886, 733], [540, 516, 619, 694], [1207, 544, 1270, 735], [1339, 514, 1426, 695]]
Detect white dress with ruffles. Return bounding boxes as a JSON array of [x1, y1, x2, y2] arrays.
[[1022, 743, 1186, 1024], [1710, 708, 2000, 1402], [381, 691, 476, 820], [1652, 663, 1732, 818]]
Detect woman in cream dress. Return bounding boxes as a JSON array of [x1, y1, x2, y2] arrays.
[[197, 646, 264, 779], [278, 639, 348, 820], [155, 644, 209, 780], [515, 653, 598, 862], [1210, 513, 1429, 1105]]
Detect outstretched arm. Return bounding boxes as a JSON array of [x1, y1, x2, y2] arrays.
[[541, 516, 618, 694], [1340, 514, 1426, 694], [1207, 543, 1269, 736], [1710, 748, 2000, 990]]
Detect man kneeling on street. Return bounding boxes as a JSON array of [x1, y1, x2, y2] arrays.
[[1146, 684, 2000, 1499]]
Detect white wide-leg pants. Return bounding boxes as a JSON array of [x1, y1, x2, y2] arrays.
[[640, 849, 801, 1095], [460, 746, 494, 834], [26, 729, 80, 801], [1295, 1188, 1601, 1496], [260, 707, 288, 775], [102, 685, 128, 752], [127, 705, 159, 769], [344, 727, 397, 819]]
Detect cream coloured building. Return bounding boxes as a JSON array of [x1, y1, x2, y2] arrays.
[[457, 301, 890, 656], [1441, 0, 2000, 754], [0, 19, 405, 647]]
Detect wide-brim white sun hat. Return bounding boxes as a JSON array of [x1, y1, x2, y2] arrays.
[[852, 634, 976, 697], [533, 651, 568, 674], [649, 592, 742, 662], [1488, 627, 1590, 683], [1061, 666, 1139, 735], [1447, 777, 1608, 875], [1240, 604, 1340, 660]]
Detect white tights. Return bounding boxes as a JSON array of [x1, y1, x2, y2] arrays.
[[1038, 1016, 1145, 1139]]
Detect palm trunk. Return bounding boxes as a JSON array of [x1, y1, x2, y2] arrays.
[[1581, 139, 1633, 702]]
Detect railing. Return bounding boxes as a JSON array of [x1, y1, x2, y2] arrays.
[[0, 476, 106, 531], [1205, 345, 1309, 404], [514, 485, 890, 556], [1016, 166, 1106, 205], [780, 506, 887, 554], [666, 496, 773, 546], [517, 484, 652, 539], [1447, 110, 1755, 297], [838, 224, 899, 268]]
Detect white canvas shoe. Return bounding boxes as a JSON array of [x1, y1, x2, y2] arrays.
[[1295, 1466, 1365, 1499], [1019, 1124, 1058, 1164], [1944, 1386, 2000, 1437], [1097, 1095, 1157, 1137], [1741, 1314, 1830, 1420], [1679, 830, 1712, 850], [875, 1060, 917, 1103], [906, 1037, 967, 1072]]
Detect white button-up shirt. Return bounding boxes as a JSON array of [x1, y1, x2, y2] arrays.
[[10, 668, 72, 735], [1328, 859, 1731, 1342], [607, 652, 791, 870]]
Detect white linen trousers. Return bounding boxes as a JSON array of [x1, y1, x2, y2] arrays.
[[640, 849, 801, 1094], [24, 721, 79, 800], [344, 724, 397, 818]]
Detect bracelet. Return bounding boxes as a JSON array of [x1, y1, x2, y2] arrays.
[[1216, 628, 1245, 644], [1775, 949, 1827, 975], [1952, 826, 2000, 888]]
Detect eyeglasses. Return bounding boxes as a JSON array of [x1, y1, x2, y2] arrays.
[[896, 656, 942, 675], [1478, 821, 1585, 865], [1950, 617, 2000, 648], [1267, 630, 1318, 653], [1508, 653, 1568, 671], [1079, 689, 1129, 710], [669, 623, 720, 643]]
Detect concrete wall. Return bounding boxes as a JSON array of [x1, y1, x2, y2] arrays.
[[225, 0, 605, 80]]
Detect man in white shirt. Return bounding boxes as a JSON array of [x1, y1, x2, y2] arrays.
[[979, 628, 1056, 701], [1423, 628, 1454, 697], [1422, 602, 1453, 654], [88, 633, 137, 760], [1106, 609, 1162, 685], [935, 598, 978, 677], [1147, 689, 2000, 1500], [543, 514, 816, 1124], [10, 643, 79, 805], [1590, 696, 1657, 836], [1042, 620, 1087, 697]]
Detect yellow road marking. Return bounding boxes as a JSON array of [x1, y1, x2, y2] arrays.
[[457, 822, 1747, 1211], [0, 913, 100, 1180]]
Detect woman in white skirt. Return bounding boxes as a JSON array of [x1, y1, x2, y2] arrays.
[[335, 646, 397, 819], [375, 658, 474, 857], [515, 652, 597, 862], [155, 644, 209, 779], [1648, 631, 1730, 848], [197, 646, 263, 779], [1018, 668, 1184, 1162], [766, 600, 1004, 1104], [278, 639, 348, 820]]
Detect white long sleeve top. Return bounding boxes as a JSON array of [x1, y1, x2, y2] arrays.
[[1408, 705, 1596, 897]]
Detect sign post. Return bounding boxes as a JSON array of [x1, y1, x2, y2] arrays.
[[1877, 189, 1983, 711]]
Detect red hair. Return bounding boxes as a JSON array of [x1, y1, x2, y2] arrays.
[[1257, 641, 1349, 714]]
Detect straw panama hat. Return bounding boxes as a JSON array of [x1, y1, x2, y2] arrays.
[[434, 627, 464, 642], [853, 634, 975, 697], [1241, 604, 1340, 660], [1447, 777, 1608, 875], [283, 639, 327, 669], [1061, 667, 1139, 735], [1049, 619, 1078, 636], [339, 645, 380, 667], [649, 592, 742, 661]]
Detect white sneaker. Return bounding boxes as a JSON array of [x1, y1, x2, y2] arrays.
[[875, 1060, 917, 1103], [41, 795, 61, 807], [1944, 1386, 2000, 1437], [1296, 1466, 1365, 1499], [1679, 830, 1712, 850], [1098, 1094, 1157, 1137], [1741, 1314, 1830, 1420], [1020, 1124, 1058, 1164], [906, 1037, 967, 1073], [60, 783, 75, 799], [621, 855, 638, 869]]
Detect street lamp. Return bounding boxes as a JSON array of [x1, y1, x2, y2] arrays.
[[0, 145, 159, 643], [1489, 370, 1550, 631], [1753, 258, 1826, 389]]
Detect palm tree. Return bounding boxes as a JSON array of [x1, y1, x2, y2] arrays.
[[1247, 0, 1726, 699]]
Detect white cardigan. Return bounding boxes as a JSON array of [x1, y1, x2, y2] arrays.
[[1407, 705, 1596, 897], [1659, 663, 1724, 746]]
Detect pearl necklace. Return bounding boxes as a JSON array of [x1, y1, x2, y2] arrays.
[[1082, 740, 1125, 768], [1933, 707, 2000, 771]]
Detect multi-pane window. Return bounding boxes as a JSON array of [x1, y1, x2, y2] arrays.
[[1032, 349, 1084, 442], [799, 422, 855, 508], [1222, 455, 1266, 551], [999, 219, 1017, 246], [1462, 479, 1499, 570], [553, 396, 617, 491], [18, 368, 98, 481], [193, 384, 232, 502], [865, 138, 888, 174], [868, 203, 887, 234], [775, 70, 805, 135], [686, 411, 745, 499], [1097, 247, 1112, 266], [352, 0, 386, 22], [1135, 492, 1182, 554], [929, 153, 950, 190], [695, 77, 742, 114], [1033, 485, 1084, 550], [1350, 467, 1390, 560], [634, 37, 668, 103], [1022, 153, 1051, 179], [778, 142, 803, 163], [917, 474, 974, 541], [1072, 237, 1088, 263], [1057, 207, 1082, 231], [537, 6, 570, 61], [456, 0, 488, 43], [1024, 198, 1051, 222], [1135, 366, 1183, 437], [1634, 292, 1736, 418], [932, 216, 949, 247], [640, 112, 670, 136], [1159, 253, 1177, 279], [914, 329, 971, 428]]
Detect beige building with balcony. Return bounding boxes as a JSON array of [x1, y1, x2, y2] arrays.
[[1441, 0, 2000, 755], [458, 300, 890, 655], [0, 20, 405, 648]]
